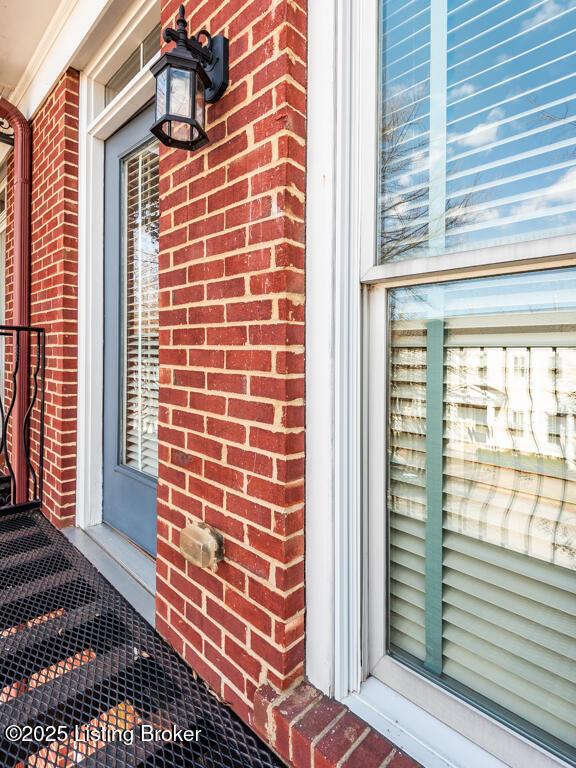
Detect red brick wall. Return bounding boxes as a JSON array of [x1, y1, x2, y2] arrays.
[[28, 70, 79, 527], [3, 72, 78, 525], [2, 159, 14, 492], [156, 0, 307, 727], [255, 683, 421, 768], [4, 159, 14, 331]]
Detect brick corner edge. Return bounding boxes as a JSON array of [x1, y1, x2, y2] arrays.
[[254, 680, 422, 768]]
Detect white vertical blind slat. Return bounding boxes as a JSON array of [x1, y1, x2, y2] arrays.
[[122, 142, 159, 477]]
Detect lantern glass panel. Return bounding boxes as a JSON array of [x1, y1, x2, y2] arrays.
[[169, 68, 191, 117], [156, 68, 167, 120], [195, 76, 205, 129], [171, 121, 191, 143]]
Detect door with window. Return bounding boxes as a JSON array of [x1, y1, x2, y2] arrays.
[[368, 1, 576, 765], [104, 105, 159, 556]]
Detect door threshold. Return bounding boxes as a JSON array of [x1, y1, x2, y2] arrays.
[[63, 523, 155, 627]]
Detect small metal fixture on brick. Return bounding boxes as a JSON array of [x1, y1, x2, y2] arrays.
[[0, 118, 14, 147], [179, 522, 224, 570], [150, 4, 229, 151]]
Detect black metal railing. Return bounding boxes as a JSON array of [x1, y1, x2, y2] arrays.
[[0, 326, 45, 514]]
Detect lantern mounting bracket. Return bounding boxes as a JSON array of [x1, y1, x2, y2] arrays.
[[162, 5, 229, 103]]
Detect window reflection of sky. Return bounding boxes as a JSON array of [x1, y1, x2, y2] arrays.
[[389, 267, 576, 320], [380, 0, 576, 260]]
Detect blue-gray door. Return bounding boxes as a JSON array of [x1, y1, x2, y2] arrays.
[[103, 106, 159, 556]]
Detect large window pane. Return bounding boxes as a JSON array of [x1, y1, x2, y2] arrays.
[[122, 142, 159, 476], [379, 0, 576, 261], [387, 267, 576, 760]]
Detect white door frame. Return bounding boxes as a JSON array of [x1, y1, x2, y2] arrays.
[[76, 0, 159, 529]]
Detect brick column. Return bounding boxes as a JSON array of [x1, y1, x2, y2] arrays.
[[156, 0, 306, 726], [29, 70, 79, 527]]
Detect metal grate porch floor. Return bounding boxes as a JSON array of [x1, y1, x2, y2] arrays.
[[0, 510, 284, 768]]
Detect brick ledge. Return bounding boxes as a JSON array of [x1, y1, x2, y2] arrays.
[[254, 681, 422, 768]]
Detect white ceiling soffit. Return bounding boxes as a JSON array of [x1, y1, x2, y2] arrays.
[[0, 0, 64, 100], [0, 0, 158, 120]]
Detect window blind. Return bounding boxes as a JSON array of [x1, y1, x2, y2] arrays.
[[388, 270, 576, 758], [446, 0, 576, 252], [389, 330, 427, 659], [122, 142, 159, 477], [380, 0, 576, 261], [380, 0, 431, 261]]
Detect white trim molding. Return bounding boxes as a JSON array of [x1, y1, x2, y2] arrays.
[[10, 0, 112, 119], [75, 72, 105, 530], [305, 0, 378, 703], [304, 0, 338, 696], [8, 0, 160, 120]]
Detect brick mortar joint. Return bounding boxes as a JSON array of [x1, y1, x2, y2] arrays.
[[335, 727, 371, 767]]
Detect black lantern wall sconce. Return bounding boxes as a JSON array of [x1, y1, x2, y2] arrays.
[[150, 5, 229, 151]]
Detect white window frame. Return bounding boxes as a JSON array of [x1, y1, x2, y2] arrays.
[[305, 2, 575, 767], [76, 0, 160, 529]]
